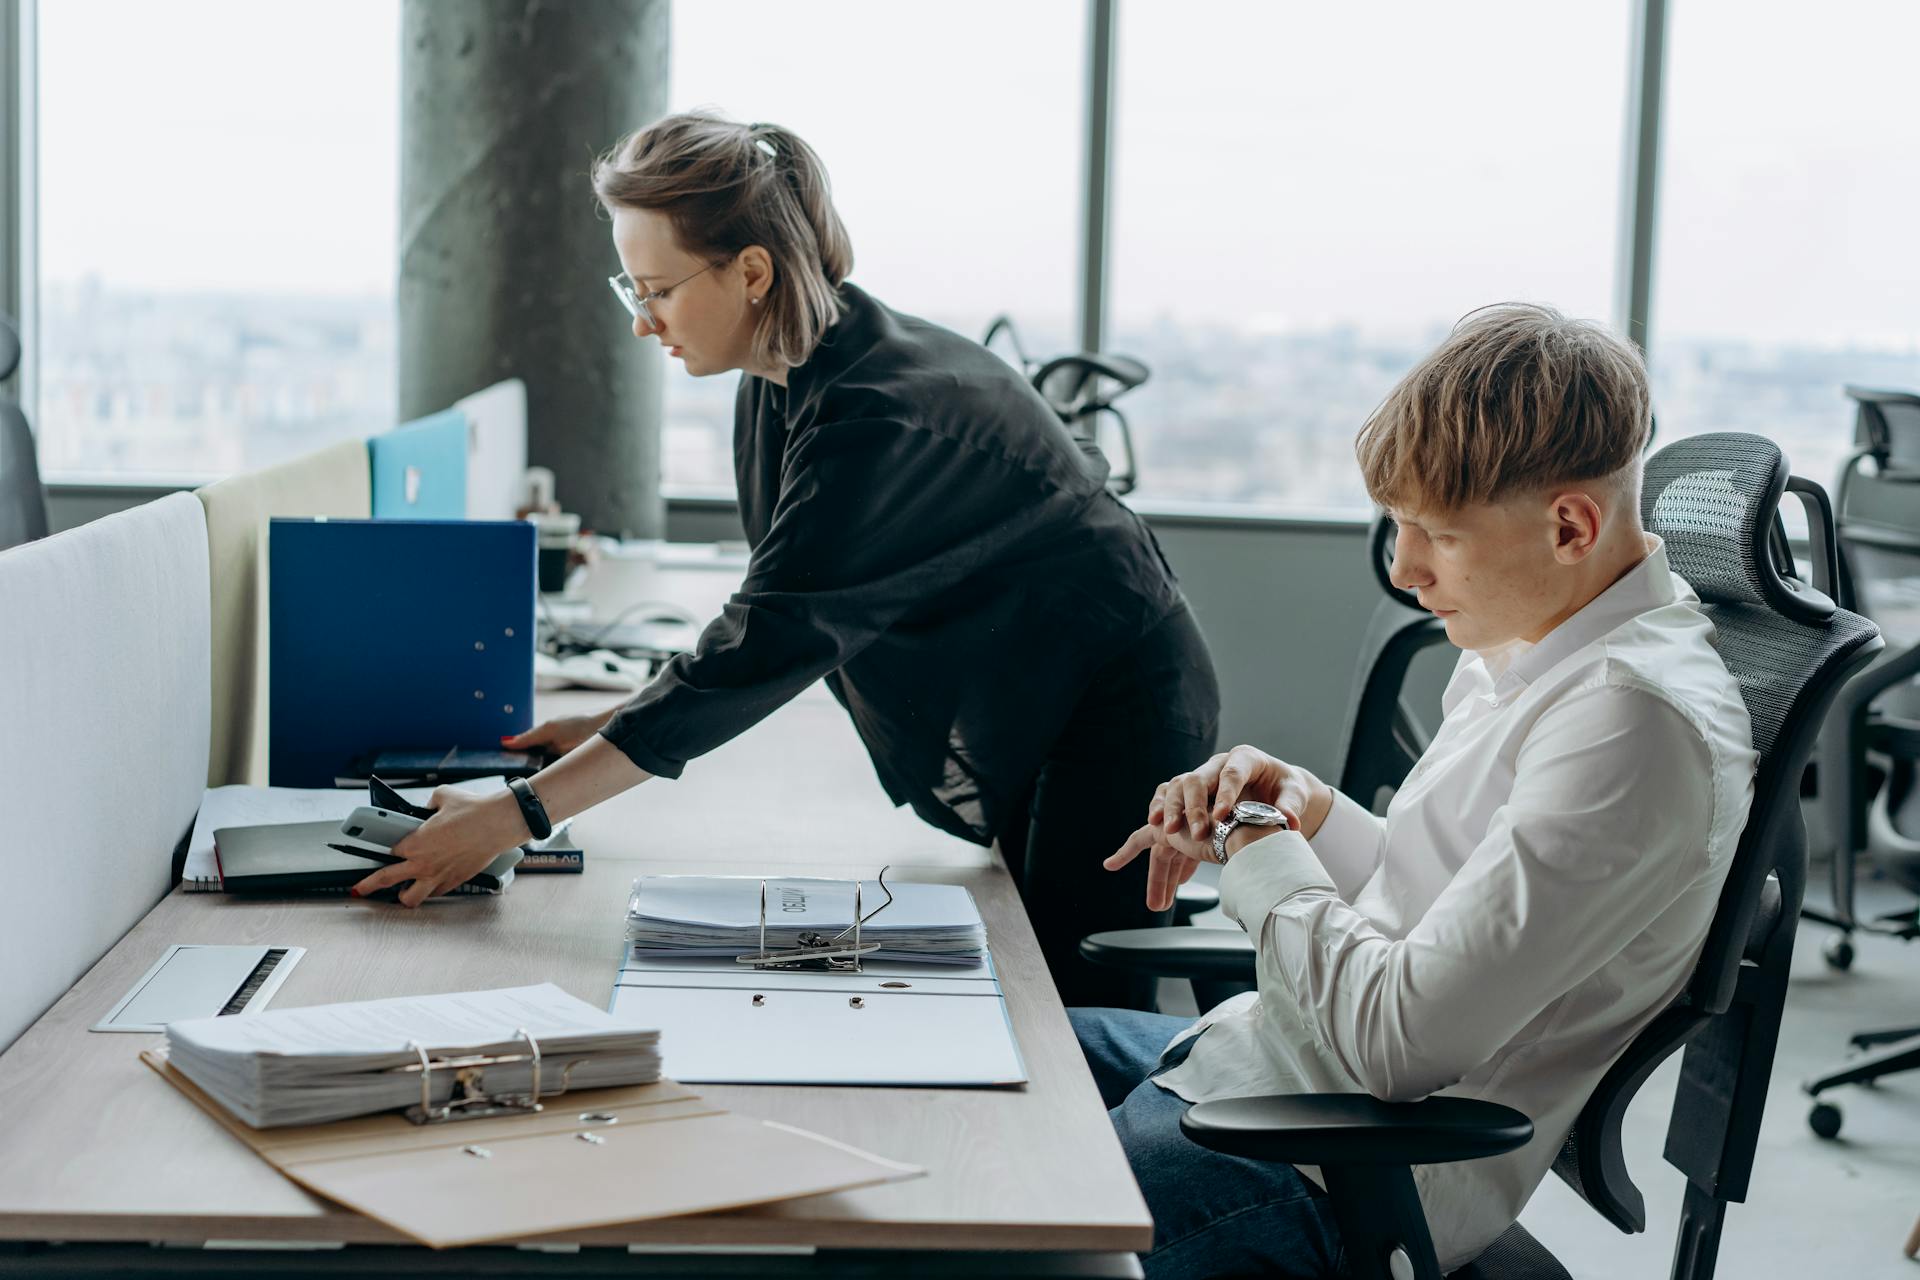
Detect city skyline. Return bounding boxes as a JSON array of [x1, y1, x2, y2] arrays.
[[25, 0, 1920, 507], [37, 276, 1914, 523]]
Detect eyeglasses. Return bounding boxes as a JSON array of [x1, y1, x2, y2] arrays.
[[607, 259, 726, 330]]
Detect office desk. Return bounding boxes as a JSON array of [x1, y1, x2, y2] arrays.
[[0, 603, 1153, 1274]]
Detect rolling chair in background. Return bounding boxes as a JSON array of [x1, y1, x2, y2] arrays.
[[0, 313, 51, 552], [1335, 513, 1452, 815], [1799, 385, 1920, 1137], [1082, 434, 1881, 1279], [983, 314, 1145, 494]]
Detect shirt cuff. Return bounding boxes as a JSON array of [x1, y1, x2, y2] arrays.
[[1217, 830, 1336, 932]]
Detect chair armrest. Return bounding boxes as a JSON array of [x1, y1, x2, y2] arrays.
[[1078, 927, 1255, 981], [1180, 1093, 1533, 1167]]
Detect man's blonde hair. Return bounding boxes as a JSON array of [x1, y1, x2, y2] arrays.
[[1355, 303, 1652, 513], [593, 112, 853, 371]]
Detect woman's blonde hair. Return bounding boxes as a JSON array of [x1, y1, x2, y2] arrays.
[[1355, 303, 1652, 513], [592, 112, 853, 371]]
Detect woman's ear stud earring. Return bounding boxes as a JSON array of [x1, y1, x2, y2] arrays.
[[750, 297, 762, 306]]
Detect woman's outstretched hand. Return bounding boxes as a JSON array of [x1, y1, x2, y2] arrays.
[[349, 786, 529, 907], [500, 706, 618, 757]]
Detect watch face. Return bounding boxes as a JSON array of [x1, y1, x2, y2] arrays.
[[1234, 800, 1284, 824]]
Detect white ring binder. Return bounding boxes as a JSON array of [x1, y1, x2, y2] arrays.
[[733, 867, 895, 972], [397, 1027, 567, 1125]]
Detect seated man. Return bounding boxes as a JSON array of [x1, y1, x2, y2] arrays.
[[1080, 303, 1758, 1279]]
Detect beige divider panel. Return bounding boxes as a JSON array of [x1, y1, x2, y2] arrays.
[[196, 441, 370, 786], [0, 493, 211, 1051], [456, 378, 528, 521]]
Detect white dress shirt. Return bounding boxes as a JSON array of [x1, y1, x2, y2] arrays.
[[1153, 539, 1757, 1271]]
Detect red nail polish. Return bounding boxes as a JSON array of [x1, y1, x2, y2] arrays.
[[348, 888, 361, 898]]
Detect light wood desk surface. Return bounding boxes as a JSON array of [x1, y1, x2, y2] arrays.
[[0, 675, 1154, 1255]]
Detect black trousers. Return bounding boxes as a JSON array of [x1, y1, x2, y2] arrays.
[[996, 604, 1221, 1010]]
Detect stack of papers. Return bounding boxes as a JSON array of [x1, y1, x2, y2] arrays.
[[165, 984, 660, 1128], [626, 876, 986, 965]]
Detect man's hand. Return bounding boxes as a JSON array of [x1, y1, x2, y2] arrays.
[[1105, 816, 1299, 911], [1104, 745, 1337, 912], [349, 787, 529, 907], [1150, 745, 1328, 842], [1104, 819, 1214, 914]]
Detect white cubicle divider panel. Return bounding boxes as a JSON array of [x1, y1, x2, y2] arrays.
[[0, 492, 212, 1053], [456, 377, 529, 521], [195, 440, 371, 787]]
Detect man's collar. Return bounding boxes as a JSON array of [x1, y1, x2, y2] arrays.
[[1483, 536, 1676, 703]]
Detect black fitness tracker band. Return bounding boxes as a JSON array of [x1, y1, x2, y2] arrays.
[[506, 776, 553, 840]]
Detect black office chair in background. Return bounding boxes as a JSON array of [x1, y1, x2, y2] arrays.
[[1799, 385, 1920, 1137], [982, 314, 1145, 494], [1083, 433, 1882, 1279], [0, 312, 50, 552], [1335, 514, 1451, 815], [0, 313, 51, 553]]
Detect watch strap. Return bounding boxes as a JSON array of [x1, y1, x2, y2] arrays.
[[1211, 818, 1236, 865], [506, 776, 553, 840]]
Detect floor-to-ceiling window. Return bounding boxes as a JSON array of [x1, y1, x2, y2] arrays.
[[33, 0, 398, 480]]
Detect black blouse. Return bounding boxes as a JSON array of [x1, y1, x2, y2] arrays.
[[601, 284, 1184, 843]]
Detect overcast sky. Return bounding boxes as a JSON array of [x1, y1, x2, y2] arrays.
[[35, 0, 1920, 348]]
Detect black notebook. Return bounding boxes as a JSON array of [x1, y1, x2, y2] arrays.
[[334, 748, 547, 789], [210, 821, 521, 896]]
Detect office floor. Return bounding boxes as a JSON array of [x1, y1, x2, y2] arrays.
[[1168, 866, 1920, 1278]]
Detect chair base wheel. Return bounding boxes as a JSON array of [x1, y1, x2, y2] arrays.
[[1824, 937, 1855, 971], [1808, 1101, 1843, 1139]]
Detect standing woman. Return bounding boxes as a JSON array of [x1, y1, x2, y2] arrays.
[[353, 113, 1219, 1009]]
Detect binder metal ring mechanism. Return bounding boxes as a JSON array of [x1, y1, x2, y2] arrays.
[[397, 1027, 585, 1125], [733, 865, 895, 972]]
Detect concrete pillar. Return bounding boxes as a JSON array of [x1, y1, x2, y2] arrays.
[[400, 0, 669, 538]]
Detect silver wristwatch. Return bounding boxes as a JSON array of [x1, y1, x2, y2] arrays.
[[1212, 800, 1290, 864]]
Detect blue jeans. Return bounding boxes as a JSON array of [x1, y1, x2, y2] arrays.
[[1070, 1007, 1346, 1280]]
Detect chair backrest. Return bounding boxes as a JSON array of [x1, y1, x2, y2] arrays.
[[1843, 384, 1920, 477], [0, 311, 18, 381], [1828, 387, 1920, 888], [1546, 432, 1882, 1234], [0, 313, 50, 552], [1833, 386, 1920, 655], [1334, 514, 1450, 812]]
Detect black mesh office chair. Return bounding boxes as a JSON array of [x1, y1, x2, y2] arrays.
[[1336, 515, 1451, 815], [1800, 386, 1920, 1137], [0, 313, 50, 552], [1082, 434, 1882, 1279]]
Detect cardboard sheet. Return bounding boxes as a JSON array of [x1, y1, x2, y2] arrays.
[[142, 1047, 922, 1248]]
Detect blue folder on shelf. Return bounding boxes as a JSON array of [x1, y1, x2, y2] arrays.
[[268, 518, 535, 788], [369, 409, 469, 519]]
